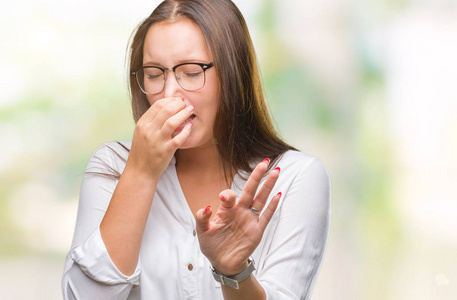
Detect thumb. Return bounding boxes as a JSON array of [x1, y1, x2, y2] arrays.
[[195, 205, 212, 234]]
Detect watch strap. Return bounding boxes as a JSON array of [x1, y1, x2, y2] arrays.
[[211, 257, 256, 289]]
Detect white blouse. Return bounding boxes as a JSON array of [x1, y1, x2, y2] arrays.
[[62, 141, 331, 300]]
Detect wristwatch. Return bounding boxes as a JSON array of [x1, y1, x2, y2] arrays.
[[210, 257, 256, 289]]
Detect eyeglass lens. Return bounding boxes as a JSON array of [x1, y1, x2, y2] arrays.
[[137, 64, 206, 95]]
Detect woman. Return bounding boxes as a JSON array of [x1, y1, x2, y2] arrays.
[[62, 0, 331, 299]]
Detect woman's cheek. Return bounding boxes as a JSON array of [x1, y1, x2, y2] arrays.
[[146, 95, 157, 106]]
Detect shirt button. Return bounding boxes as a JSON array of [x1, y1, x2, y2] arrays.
[[188, 264, 194, 271], [193, 230, 196, 236]]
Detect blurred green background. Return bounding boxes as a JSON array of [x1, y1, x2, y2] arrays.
[[1, 0, 456, 299]]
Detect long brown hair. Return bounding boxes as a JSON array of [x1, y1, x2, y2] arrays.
[[127, 0, 296, 180]]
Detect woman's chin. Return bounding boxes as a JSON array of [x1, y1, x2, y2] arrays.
[[175, 134, 194, 149], [176, 135, 217, 151]]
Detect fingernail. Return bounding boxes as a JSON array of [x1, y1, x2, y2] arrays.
[[186, 105, 195, 111], [185, 122, 193, 130], [181, 97, 184, 101], [263, 158, 270, 164], [203, 205, 211, 214], [277, 192, 282, 197], [219, 193, 227, 200], [274, 167, 281, 173]]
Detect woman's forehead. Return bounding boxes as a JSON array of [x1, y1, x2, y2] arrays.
[[143, 18, 211, 65]]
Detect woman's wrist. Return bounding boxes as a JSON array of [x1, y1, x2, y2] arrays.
[[211, 257, 256, 289], [124, 159, 161, 183], [221, 270, 266, 300], [210, 258, 250, 277]]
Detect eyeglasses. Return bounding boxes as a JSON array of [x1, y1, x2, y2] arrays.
[[132, 62, 214, 95]]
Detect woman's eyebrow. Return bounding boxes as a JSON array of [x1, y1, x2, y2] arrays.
[[142, 61, 161, 66], [142, 59, 209, 67]]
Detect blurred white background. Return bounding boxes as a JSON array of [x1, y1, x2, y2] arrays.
[[1, 0, 456, 299]]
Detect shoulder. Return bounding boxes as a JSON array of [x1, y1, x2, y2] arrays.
[[276, 150, 329, 181], [274, 150, 331, 207], [91, 141, 131, 158], [85, 141, 132, 175], [275, 150, 331, 220]]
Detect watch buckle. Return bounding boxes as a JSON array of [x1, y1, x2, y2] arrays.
[[220, 276, 239, 289]]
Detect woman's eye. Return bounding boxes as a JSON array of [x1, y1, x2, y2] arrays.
[[147, 74, 162, 80], [185, 72, 202, 78]]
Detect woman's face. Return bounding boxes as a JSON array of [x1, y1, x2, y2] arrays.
[[142, 18, 219, 150]]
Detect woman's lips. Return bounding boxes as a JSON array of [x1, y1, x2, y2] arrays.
[[175, 114, 196, 132]]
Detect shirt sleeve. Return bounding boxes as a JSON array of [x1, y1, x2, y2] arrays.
[[62, 143, 140, 300], [257, 158, 331, 300]]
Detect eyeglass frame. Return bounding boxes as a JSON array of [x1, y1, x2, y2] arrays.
[[131, 62, 215, 95]]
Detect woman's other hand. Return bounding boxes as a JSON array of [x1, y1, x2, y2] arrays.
[[195, 159, 281, 275], [127, 96, 194, 180]]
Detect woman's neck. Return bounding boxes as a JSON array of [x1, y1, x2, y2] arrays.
[[175, 145, 227, 183]]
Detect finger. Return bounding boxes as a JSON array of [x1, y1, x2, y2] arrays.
[[168, 122, 192, 148], [251, 167, 280, 211], [219, 189, 237, 209], [195, 205, 212, 234], [153, 98, 187, 129], [259, 192, 281, 230], [161, 104, 195, 137], [238, 159, 269, 208], [137, 97, 178, 125]]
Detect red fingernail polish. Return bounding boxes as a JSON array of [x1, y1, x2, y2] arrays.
[[204, 205, 211, 214], [181, 97, 184, 101], [220, 193, 227, 200], [274, 167, 281, 173], [277, 192, 282, 197], [263, 158, 270, 164]]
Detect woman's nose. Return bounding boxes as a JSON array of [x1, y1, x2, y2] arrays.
[[163, 70, 183, 98]]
